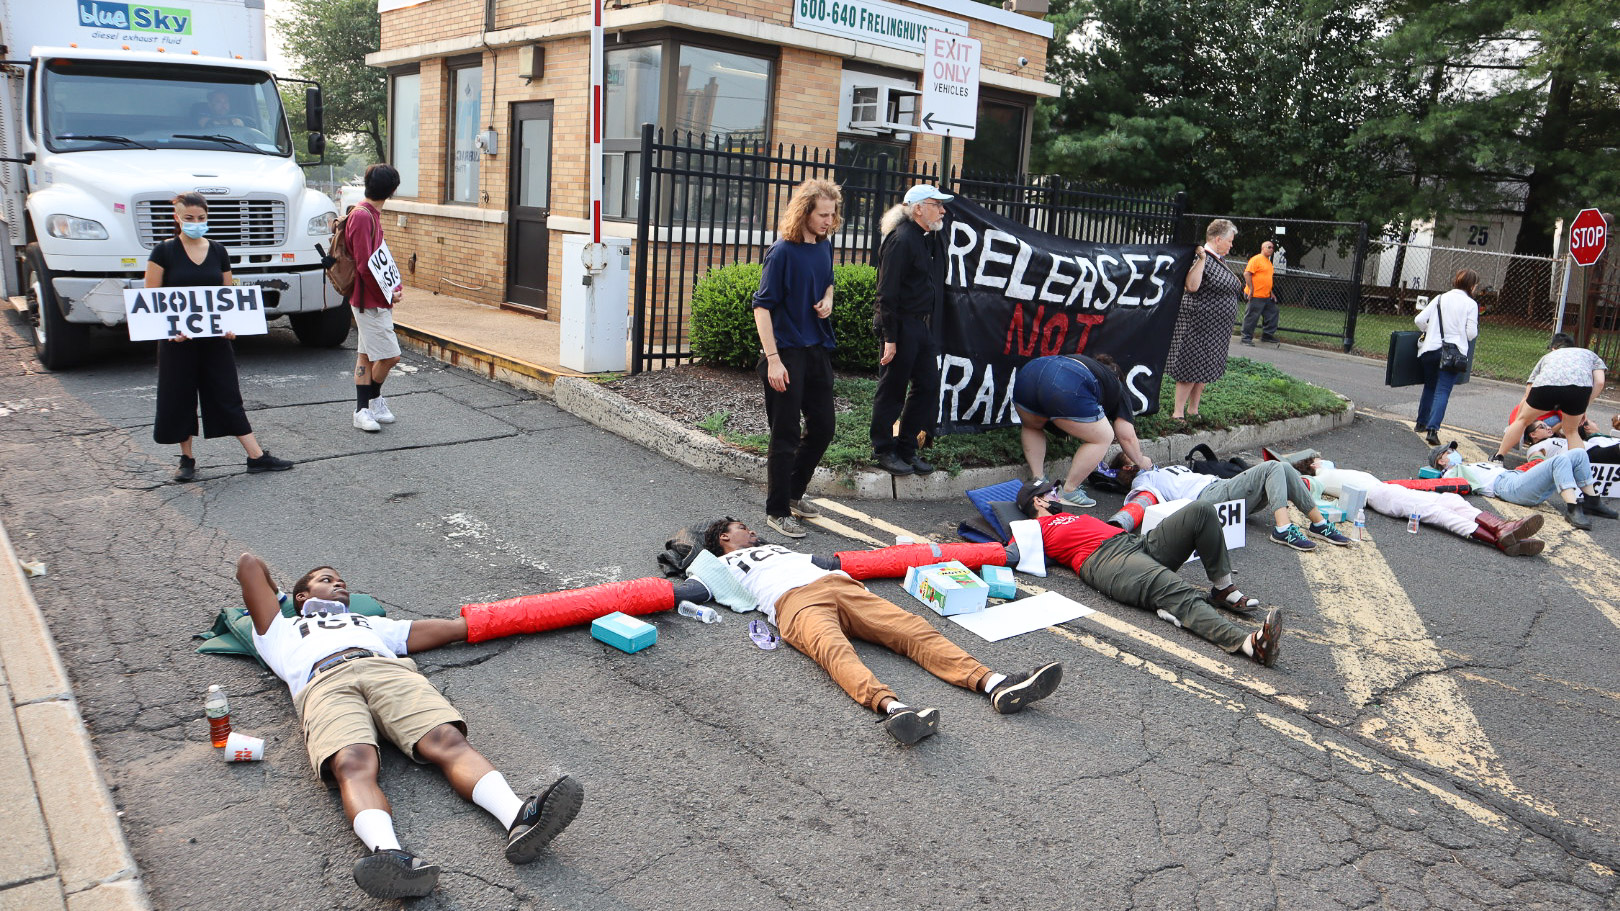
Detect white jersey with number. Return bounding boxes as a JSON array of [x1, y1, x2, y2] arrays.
[[1130, 465, 1218, 502], [720, 545, 844, 624], [253, 610, 413, 699]]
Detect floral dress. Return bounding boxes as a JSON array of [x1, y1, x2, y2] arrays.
[[1166, 251, 1243, 384]]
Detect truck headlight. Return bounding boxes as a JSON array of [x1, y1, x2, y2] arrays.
[[46, 214, 109, 240], [307, 212, 336, 235]]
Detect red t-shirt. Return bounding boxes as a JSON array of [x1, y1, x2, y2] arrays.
[[1038, 513, 1125, 573], [343, 201, 390, 310]]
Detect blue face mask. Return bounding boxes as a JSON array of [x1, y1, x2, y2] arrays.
[[180, 221, 209, 239], [1442, 451, 1463, 469], [1316, 459, 1335, 472]]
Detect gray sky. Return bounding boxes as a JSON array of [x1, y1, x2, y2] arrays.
[[263, 0, 293, 75]]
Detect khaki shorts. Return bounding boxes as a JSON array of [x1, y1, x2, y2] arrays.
[[353, 306, 401, 360], [294, 656, 465, 777]]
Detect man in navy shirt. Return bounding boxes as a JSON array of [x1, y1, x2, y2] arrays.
[[752, 179, 841, 539]]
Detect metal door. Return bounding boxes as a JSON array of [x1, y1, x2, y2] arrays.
[[505, 101, 552, 311]]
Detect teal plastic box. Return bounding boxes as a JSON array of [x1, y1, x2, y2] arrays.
[[982, 564, 1017, 600], [1316, 503, 1346, 523], [1417, 466, 1443, 479], [591, 612, 656, 653]]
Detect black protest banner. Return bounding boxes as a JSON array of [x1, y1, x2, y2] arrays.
[[932, 197, 1194, 433]]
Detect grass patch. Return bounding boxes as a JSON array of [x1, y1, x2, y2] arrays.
[[1260, 303, 1551, 382], [716, 357, 1345, 473]]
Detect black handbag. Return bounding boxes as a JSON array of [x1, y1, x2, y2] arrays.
[[1430, 298, 1472, 372]]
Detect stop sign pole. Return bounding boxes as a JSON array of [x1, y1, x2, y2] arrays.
[[1555, 208, 1611, 336]]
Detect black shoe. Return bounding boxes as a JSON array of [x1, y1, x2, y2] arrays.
[[174, 456, 197, 483], [1424, 430, 1442, 447], [352, 848, 441, 899], [246, 451, 294, 472], [1580, 495, 1619, 520], [876, 452, 915, 476], [1261, 336, 1279, 344], [989, 663, 1063, 714], [1414, 422, 1426, 433], [1565, 502, 1593, 530], [908, 455, 936, 475], [1240, 338, 1255, 346], [506, 775, 585, 864], [882, 706, 939, 744]]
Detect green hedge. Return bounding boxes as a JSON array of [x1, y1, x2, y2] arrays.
[[690, 261, 880, 372]]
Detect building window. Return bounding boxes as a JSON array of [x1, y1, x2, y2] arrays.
[[448, 61, 483, 205], [962, 97, 1029, 177], [603, 37, 774, 219], [389, 70, 420, 197]]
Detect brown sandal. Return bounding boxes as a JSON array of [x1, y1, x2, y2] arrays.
[[1209, 584, 1261, 613]]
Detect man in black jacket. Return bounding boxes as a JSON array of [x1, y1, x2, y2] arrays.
[[871, 184, 952, 476]]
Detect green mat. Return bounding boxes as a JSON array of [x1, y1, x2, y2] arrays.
[[194, 593, 387, 667]]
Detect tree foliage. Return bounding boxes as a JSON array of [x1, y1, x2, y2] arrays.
[[1035, 0, 1620, 255], [277, 0, 387, 161]]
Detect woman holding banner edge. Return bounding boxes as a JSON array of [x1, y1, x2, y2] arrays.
[[1166, 219, 1242, 421], [147, 191, 293, 482]]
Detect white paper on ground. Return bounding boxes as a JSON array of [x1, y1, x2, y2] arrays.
[[949, 590, 1094, 642], [1009, 519, 1046, 577]]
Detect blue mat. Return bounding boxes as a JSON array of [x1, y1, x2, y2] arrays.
[[965, 479, 1025, 542]]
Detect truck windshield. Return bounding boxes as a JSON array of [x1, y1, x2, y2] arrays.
[[43, 59, 291, 156]]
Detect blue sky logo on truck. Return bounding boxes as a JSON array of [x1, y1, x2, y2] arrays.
[[76, 2, 193, 35]]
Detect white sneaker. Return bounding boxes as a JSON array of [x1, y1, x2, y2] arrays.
[[369, 396, 396, 423], [354, 407, 382, 432]]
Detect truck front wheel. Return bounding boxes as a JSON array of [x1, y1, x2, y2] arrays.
[[289, 304, 352, 348], [24, 245, 90, 371]]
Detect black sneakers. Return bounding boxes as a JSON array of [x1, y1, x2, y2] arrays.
[[506, 775, 585, 864], [352, 848, 441, 899], [246, 451, 294, 472], [174, 455, 196, 482], [989, 663, 1063, 714], [882, 706, 940, 744]]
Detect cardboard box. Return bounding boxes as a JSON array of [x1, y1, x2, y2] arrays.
[[591, 612, 656, 653], [981, 564, 1017, 600], [903, 560, 990, 616]]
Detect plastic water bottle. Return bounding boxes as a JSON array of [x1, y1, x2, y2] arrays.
[[1353, 508, 1366, 542], [676, 601, 721, 623], [205, 685, 231, 748], [1407, 512, 1421, 534]]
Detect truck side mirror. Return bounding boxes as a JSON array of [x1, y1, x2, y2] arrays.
[[308, 132, 326, 158], [305, 86, 324, 134]]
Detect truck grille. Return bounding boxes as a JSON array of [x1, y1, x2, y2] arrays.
[[134, 197, 288, 248]]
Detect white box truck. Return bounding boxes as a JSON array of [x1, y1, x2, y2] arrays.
[[0, 0, 346, 369]]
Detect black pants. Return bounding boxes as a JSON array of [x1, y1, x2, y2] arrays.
[[1241, 296, 1278, 341], [153, 337, 253, 444], [759, 346, 836, 517], [869, 317, 940, 458]]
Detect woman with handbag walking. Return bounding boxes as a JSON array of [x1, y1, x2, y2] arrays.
[[1413, 269, 1481, 446], [1494, 333, 1608, 461]]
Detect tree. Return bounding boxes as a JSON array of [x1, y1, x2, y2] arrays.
[[277, 0, 387, 161]]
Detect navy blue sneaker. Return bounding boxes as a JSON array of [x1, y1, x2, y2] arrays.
[[1270, 525, 1316, 551], [1308, 521, 1353, 546]]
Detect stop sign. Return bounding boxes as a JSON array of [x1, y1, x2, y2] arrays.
[[1570, 208, 1609, 266]]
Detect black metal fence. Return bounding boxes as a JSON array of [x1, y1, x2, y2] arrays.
[[1175, 213, 1369, 352], [630, 124, 1187, 373]]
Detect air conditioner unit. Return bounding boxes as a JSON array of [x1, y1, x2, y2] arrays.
[[846, 85, 920, 134]]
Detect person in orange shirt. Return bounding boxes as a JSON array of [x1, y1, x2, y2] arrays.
[[1240, 240, 1278, 346]]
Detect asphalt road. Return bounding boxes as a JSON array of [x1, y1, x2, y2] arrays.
[[2, 316, 1618, 910]]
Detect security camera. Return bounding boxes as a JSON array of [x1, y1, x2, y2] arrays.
[[1017, 56, 1029, 68]]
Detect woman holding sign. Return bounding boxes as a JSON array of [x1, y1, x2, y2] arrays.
[[147, 192, 293, 482], [1166, 219, 1242, 421]]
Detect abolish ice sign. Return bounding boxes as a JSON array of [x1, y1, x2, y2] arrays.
[[918, 29, 979, 139], [123, 286, 268, 341], [368, 240, 404, 298]]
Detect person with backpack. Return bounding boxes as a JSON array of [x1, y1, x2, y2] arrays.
[[343, 164, 405, 432]]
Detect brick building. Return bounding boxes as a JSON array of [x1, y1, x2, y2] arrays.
[[366, 0, 1055, 317]]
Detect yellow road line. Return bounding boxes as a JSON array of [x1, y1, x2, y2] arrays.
[[809, 497, 921, 542]]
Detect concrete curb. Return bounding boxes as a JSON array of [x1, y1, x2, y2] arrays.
[[0, 520, 151, 911], [393, 321, 582, 395], [557, 374, 1356, 501]]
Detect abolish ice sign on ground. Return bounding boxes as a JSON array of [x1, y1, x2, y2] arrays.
[[123, 286, 268, 341], [368, 240, 404, 299]]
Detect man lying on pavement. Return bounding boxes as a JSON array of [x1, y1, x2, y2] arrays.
[[235, 553, 584, 900], [1430, 441, 1618, 530], [1126, 459, 1351, 552], [1015, 481, 1283, 667], [703, 517, 1063, 745]]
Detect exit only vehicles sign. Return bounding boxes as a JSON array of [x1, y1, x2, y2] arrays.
[[919, 29, 979, 139]]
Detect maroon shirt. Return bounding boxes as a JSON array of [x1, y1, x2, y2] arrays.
[[344, 201, 390, 310]]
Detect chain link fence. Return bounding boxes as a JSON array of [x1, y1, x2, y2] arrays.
[[1349, 242, 1569, 382]]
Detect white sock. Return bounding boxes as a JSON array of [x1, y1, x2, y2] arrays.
[[1213, 573, 1234, 589], [353, 808, 401, 852], [1241, 634, 1256, 657], [982, 673, 1007, 693], [471, 770, 526, 830], [885, 701, 910, 715], [1275, 525, 1290, 534]]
